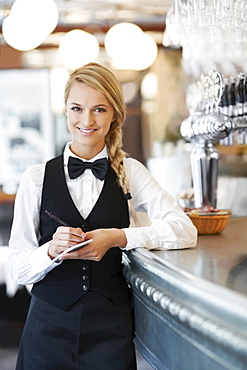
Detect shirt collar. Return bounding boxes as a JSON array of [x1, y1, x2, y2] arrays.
[[63, 142, 108, 166]]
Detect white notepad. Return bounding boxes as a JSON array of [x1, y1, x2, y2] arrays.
[[52, 239, 93, 263]]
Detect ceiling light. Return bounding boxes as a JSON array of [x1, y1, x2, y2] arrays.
[[2, 0, 58, 51], [105, 22, 143, 61], [59, 29, 100, 70], [141, 72, 158, 99], [105, 22, 158, 71]]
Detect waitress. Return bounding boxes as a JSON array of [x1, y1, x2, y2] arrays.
[[8, 62, 197, 370]]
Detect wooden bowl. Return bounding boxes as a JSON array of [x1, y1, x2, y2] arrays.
[[187, 210, 232, 235]]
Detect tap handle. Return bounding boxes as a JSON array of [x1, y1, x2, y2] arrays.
[[237, 73, 245, 104], [229, 77, 236, 106]]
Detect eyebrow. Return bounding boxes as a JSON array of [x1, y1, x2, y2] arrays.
[[94, 104, 109, 108], [69, 102, 81, 106], [69, 102, 109, 108]]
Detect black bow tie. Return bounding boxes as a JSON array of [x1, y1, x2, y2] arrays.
[[68, 157, 108, 181]]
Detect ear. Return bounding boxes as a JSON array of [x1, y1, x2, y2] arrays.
[[64, 104, 67, 115]]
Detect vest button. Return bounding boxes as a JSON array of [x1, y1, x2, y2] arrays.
[[82, 265, 88, 271], [82, 224, 89, 232], [82, 275, 88, 280], [82, 285, 88, 291]]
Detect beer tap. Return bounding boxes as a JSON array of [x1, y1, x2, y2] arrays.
[[180, 69, 247, 209]]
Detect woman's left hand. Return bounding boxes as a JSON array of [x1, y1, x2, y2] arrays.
[[58, 228, 127, 262]]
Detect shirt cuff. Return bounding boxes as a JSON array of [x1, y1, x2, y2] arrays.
[[30, 241, 62, 272], [122, 226, 160, 250]]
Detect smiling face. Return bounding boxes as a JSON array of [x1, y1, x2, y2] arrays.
[[65, 81, 115, 159]]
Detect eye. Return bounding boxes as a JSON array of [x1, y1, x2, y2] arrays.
[[71, 106, 81, 112], [94, 107, 106, 113]]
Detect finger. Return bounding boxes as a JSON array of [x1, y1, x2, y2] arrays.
[[59, 244, 92, 260], [75, 244, 105, 261], [60, 252, 101, 262], [56, 226, 86, 238], [53, 228, 86, 244]]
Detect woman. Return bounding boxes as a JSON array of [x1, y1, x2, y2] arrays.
[[8, 62, 197, 370]]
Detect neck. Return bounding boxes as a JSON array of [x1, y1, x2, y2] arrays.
[[70, 143, 105, 160]]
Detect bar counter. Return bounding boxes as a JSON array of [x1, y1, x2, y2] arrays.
[[123, 217, 247, 370]]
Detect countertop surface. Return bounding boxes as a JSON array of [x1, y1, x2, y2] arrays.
[[126, 217, 247, 370], [151, 216, 247, 298]]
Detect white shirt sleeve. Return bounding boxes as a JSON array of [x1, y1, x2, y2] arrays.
[[7, 164, 62, 286], [122, 157, 197, 251]]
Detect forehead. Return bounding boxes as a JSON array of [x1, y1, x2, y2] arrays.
[[67, 81, 108, 103]]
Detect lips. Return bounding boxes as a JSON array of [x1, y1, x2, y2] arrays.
[[78, 127, 97, 134]]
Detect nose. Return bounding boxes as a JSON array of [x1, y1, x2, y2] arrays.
[[82, 110, 94, 127]]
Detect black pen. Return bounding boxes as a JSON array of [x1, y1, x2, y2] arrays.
[[45, 210, 70, 227], [45, 210, 92, 262]]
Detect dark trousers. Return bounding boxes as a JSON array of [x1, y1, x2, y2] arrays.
[[16, 292, 137, 370]]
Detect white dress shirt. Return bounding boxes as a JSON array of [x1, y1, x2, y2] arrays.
[[7, 143, 197, 286]]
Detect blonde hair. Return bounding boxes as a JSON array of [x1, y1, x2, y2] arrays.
[[64, 62, 128, 192]]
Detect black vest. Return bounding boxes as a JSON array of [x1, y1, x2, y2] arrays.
[[31, 155, 130, 310]]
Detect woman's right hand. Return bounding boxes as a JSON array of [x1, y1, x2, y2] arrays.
[[48, 226, 86, 260]]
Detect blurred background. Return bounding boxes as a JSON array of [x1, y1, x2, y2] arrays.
[[0, 0, 191, 247], [1, 1, 247, 238], [0, 1, 247, 368]]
